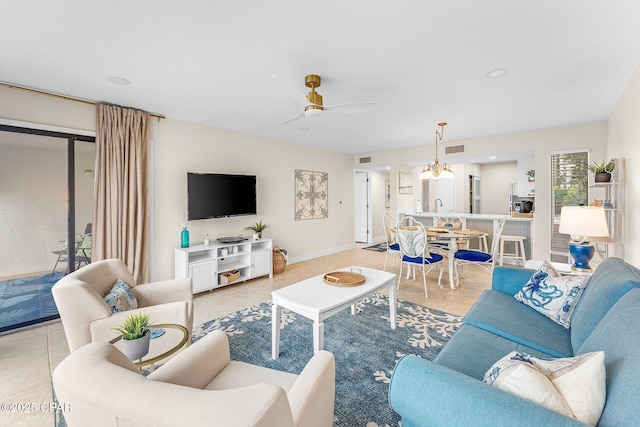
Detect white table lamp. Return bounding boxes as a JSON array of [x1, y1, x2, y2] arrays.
[[559, 206, 609, 272]]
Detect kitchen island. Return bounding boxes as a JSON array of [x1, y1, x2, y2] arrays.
[[398, 212, 534, 264]]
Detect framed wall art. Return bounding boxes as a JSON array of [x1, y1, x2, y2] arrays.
[[294, 169, 328, 220], [398, 171, 413, 194]]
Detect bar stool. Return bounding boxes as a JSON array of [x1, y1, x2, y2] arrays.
[[499, 235, 527, 266]]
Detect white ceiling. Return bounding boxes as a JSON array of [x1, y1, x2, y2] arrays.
[[2, 0, 640, 156]]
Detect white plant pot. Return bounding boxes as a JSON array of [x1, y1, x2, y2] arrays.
[[122, 331, 151, 361]]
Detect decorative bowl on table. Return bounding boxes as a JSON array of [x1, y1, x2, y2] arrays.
[[323, 271, 365, 287]]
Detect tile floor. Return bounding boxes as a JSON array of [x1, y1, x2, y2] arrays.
[[0, 245, 491, 426]]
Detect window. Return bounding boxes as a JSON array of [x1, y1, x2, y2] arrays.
[[550, 151, 589, 262]]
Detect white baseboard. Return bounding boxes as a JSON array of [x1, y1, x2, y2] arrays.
[[288, 243, 357, 265]]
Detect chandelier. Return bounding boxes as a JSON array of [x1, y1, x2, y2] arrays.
[[419, 122, 454, 180]]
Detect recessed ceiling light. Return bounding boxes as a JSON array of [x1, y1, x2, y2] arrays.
[[108, 76, 130, 85], [489, 155, 498, 159], [485, 68, 508, 79]]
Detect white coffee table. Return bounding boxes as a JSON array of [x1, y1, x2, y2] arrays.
[[271, 266, 397, 359]]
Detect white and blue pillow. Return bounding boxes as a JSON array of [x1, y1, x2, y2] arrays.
[[104, 278, 138, 313], [483, 350, 606, 426], [514, 261, 590, 329]]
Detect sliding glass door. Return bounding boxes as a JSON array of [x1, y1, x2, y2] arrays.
[[0, 126, 94, 333]]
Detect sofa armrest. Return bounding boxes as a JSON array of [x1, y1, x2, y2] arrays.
[[389, 355, 588, 427], [287, 350, 335, 427], [53, 341, 295, 427], [148, 330, 231, 389], [52, 278, 113, 352], [134, 278, 193, 306], [491, 266, 535, 295]]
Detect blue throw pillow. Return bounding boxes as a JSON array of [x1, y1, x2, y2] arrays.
[[514, 261, 590, 329], [104, 278, 138, 313]]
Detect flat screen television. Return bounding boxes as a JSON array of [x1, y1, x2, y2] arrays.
[[187, 173, 257, 220]]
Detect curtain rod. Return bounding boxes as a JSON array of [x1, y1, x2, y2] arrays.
[[0, 81, 166, 121]]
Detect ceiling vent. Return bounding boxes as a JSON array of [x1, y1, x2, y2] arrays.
[[359, 156, 372, 164], [445, 145, 464, 154]]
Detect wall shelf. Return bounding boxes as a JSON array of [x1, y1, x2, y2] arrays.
[[589, 158, 623, 260]]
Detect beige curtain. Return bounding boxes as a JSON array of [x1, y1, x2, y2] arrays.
[[93, 103, 150, 283]]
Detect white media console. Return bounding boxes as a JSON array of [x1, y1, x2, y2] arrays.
[[174, 238, 273, 294]]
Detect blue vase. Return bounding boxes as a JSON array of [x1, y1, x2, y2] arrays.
[[181, 227, 190, 248]]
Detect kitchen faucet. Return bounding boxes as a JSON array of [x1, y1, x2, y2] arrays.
[[434, 198, 443, 213]]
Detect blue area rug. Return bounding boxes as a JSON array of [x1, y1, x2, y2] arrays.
[[0, 272, 63, 332], [193, 293, 462, 426], [362, 242, 388, 252]]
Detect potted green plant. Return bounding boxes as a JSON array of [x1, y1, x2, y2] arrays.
[[245, 219, 269, 240], [588, 159, 615, 182], [113, 312, 152, 360], [526, 169, 535, 182]]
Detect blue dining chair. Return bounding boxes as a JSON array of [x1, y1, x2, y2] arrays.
[[453, 217, 506, 286], [396, 216, 444, 297]]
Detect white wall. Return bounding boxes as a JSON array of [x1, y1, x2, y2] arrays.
[[608, 62, 640, 266], [479, 162, 517, 215], [150, 119, 355, 280], [2, 81, 629, 274], [0, 87, 356, 281], [356, 122, 608, 261]]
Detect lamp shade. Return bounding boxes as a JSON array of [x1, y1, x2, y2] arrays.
[[559, 206, 609, 239]]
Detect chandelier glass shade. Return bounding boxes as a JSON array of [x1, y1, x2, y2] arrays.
[[419, 122, 453, 180]]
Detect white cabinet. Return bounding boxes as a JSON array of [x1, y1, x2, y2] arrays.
[[251, 250, 272, 278], [175, 238, 273, 294]]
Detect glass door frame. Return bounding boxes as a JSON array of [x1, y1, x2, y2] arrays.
[[1, 125, 95, 272]]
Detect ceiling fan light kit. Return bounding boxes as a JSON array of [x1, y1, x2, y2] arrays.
[[304, 74, 324, 116], [273, 73, 377, 125], [420, 122, 454, 180]]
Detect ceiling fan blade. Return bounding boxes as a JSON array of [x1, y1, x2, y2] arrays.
[[280, 110, 306, 125], [323, 102, 379, 113], [271, 74, 310, 106]]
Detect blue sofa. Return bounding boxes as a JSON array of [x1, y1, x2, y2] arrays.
[[389, 257, 640, 427]]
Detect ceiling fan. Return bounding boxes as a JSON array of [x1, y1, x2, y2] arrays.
[[271, 74, 378, 125]]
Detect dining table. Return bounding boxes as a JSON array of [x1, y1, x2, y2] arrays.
[[426, 227, 488, 289]]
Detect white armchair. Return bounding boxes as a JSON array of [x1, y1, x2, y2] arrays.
[[52, 330, 336, 427], [52, 258, 193, 352]]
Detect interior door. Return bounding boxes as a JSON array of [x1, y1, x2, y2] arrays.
[[354, 171, 371, 243]]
